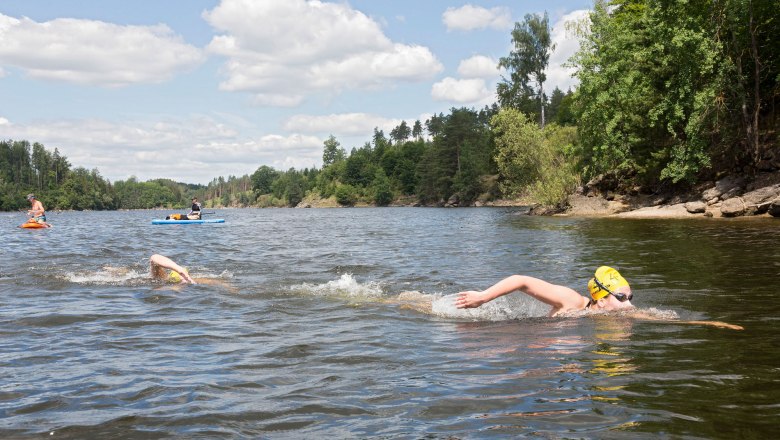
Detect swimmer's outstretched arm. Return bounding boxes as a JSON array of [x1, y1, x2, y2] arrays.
[[150, 254, 195, 284], [675, 320, 744, 330], [628, 311, 744, 330], [455, 275, 582, 312]]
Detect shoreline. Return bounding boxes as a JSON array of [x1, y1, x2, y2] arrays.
[[6, 170, 779, 221]]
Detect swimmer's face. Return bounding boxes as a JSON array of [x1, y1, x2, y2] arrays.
[[597, 289, 634, 311]]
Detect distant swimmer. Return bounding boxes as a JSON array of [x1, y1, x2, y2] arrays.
[[455, 266, 743, 330], [149, 254, 234, 290], [26, 193, 51, 226], [150, 254, 196, 284]]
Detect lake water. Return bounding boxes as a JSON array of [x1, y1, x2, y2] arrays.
[[1, 208, 778, 438]]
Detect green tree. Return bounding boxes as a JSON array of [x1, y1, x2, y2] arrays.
[[335, 183, 358, 206], [546, 87, 565, 124], [371, 169, 393, 206], [412, 120, 423, 140], [498, 12, 555, 126], [491, 108, 580, 207], [553, 89, 577, 126], [31, 143, 52, 190], [270, 168, 306, 207], [322, 135, 346, 166], [343, 145, 376, 187], [251, 165, 279, 194], [425, 113, 445, 138], [572, 0, 728, 185], [390, 121, 411, 144], [717, 0, 780, 169], [416, 108, 493, 204], [396, 139, 425, 195]]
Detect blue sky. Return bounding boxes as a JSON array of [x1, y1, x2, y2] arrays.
[[0, 0, 591, 184]]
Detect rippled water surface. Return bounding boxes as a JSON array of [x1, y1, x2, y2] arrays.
[[1, 208, 778, 438]]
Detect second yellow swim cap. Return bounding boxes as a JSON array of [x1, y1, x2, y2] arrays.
[[588, 266, 629, 300], [168, 268, 188, 283]]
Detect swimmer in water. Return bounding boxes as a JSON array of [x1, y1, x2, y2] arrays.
[[150, 254, 195, 284], [149, 254, 235, 291], [456, 266, 632, 317], [455, 266, 743, 330]]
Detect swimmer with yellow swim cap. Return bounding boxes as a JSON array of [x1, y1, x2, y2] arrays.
[[454, 267, 743, 329], [455, 266, 634, 317], [150, 254, 196, 284]]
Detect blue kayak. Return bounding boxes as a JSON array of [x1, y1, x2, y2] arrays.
[[151, 218, 225, 225]]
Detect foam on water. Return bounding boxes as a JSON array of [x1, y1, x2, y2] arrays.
[[633, 307, 680, 320], [431, 293, 550, 321], [63, 265, 232, 286], [64, 267, 147, 285], [289, 274, 384, 299]]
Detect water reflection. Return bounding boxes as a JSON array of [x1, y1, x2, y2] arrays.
[[588, 317, 636, 379]]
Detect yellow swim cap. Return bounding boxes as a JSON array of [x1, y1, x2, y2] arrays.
[[588, 266, 629, 300], [168, 268, 188, 283]]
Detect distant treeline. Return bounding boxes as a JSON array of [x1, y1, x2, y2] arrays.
[[3, 0, 777, 212], [0, 139, 206, 211], [0, 98, 574, 211]]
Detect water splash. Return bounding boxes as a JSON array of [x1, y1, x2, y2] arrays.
[[431, 293, 549, 321], [632, 307, 679, 320], [64, 266, 147, 285], [289, 274, 384, 299]]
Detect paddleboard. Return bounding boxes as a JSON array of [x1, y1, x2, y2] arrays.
[[20, 221, 51, 229], [151, 218, 225, 225]]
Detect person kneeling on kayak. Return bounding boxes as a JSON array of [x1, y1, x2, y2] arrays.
[[188, 197, 202, 220], [26, 193, 49, 225]]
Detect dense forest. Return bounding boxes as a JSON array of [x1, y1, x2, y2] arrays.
[[0, 140, 207, 211], [2, 0, 777, 212]]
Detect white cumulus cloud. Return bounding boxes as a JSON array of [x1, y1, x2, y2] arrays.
[[0, 116, 322, 183], [431, 77, 492, 104], [443, 5, 511, 32], [457, 55, 499, 79], [284, 113, 404, 136], [204, 0, 442, 106], [0, 13, 204, 87]]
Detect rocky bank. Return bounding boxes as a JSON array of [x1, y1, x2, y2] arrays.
[[562, 171, 780, 219]]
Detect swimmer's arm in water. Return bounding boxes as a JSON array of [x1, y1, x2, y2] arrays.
[[152, 278, 236, 293], [150, 254, 195, 284], [455, 275, 582, 316], [629, 310, 744, 330], [676, 320, 744, 330], [192, 277, 238, 293]]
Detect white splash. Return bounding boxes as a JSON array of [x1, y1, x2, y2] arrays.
[[431, 293, 549, 321], [289, 274, 384, 299], [65, 266, 146, 285]]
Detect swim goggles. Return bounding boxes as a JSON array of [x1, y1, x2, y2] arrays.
[[593, 277, 633, 302]]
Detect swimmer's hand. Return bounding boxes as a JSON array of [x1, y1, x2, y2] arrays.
[[178, 271, 196, 284], [681, 320, 744, 330], [455, 291, 488, 309], [632, 311, 744, 330]]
